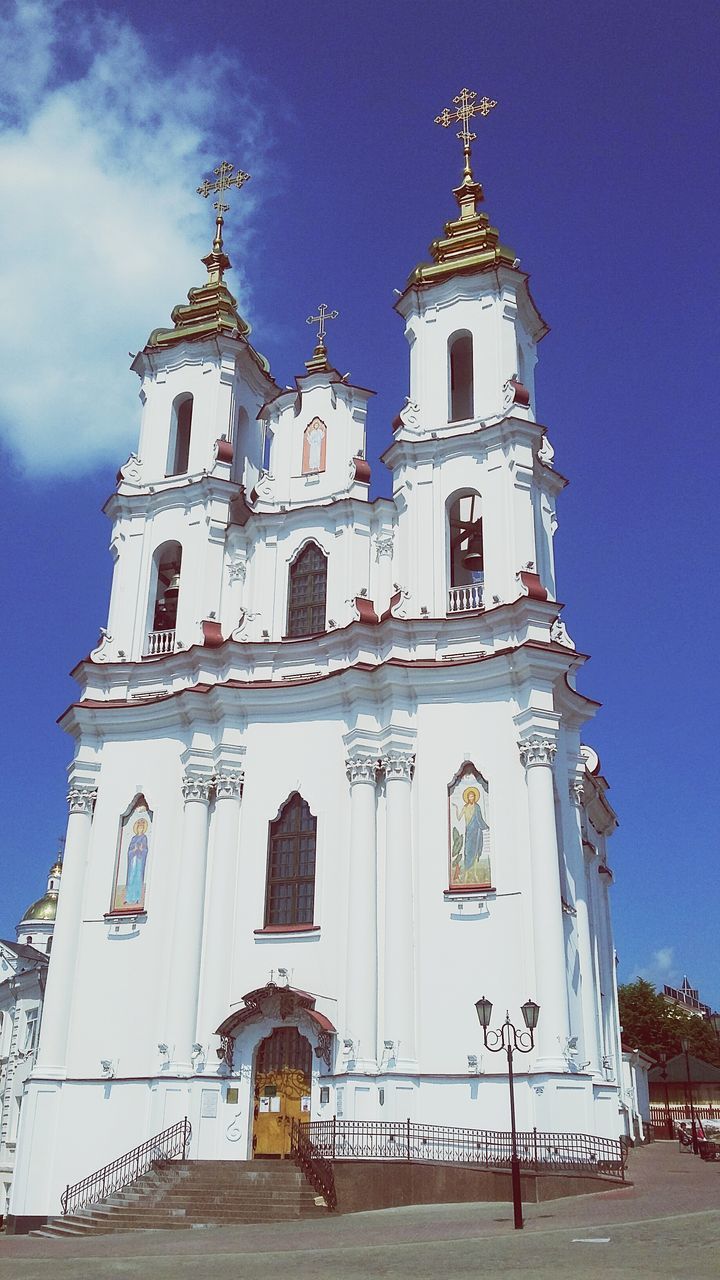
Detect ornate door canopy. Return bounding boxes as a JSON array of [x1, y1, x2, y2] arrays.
[[215, 982, 336, 1068]]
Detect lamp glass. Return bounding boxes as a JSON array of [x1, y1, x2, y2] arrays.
[[521, 998, 540, 1031], [475, 996, 493, 1028], [680, 1036, 689, 1053]]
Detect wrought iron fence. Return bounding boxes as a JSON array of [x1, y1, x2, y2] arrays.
[[61, 1117, 191, 1216], [298, 1119, 626, 1180], [290, 1118, 336, 1210]]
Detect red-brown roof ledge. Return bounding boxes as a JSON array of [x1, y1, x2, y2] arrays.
[[353, 456, 371, 484], [355, 596, 379, 624], [518, 571, 548, 601], [202, 620, 224, 647]]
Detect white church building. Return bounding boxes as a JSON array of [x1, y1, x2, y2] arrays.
[[10, 108, 623, 1228]]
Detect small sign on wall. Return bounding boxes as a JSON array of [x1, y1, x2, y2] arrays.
[[269, 1096, 281, 1113], [200, 1091, 218, 1119], [301, 1095, 311, 1113], [259, 1097, 271, 1113], [226, 1087, 239, 1105]]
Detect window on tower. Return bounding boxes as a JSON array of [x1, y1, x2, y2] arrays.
[[264, 793, 317, 928], [286, 541, 327, 638], [146, 542, 182, 655], [448, 332, 474, 423], [166, 394, 193, 476]]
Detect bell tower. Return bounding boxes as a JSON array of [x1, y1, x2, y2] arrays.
[[387, 89, 560, 619]]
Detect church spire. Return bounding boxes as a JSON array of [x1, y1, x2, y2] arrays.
[[406, 87, 517, 289], [146, 161, 253, 350]]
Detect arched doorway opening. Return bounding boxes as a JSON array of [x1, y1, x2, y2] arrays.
[[252, 1025, 313, 1158]]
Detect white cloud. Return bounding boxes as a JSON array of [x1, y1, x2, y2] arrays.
[[0, 1, 270, 475], [630, 946, 678, 986]]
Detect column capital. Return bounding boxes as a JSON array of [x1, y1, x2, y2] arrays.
[[345, 754, 379, 785], [380, 751, 415, 782], [181, 773, 213, 804], [67, 786, 98, 815], [518, 735, 557, 770], [214, 771, 244, 800]]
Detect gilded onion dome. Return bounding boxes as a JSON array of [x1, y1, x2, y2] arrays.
[[20, 859, 62, 923]]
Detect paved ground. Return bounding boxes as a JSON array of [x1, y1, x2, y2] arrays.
[[1, 1143, 718, 1279]]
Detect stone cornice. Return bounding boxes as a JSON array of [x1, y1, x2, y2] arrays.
[[104, 471, 242, 522]]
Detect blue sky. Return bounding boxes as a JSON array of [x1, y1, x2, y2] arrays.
[[0, 0, 717, 1006]]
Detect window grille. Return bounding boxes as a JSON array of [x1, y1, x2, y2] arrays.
[[286, 543, 327, 638], [265, 794, 317, 927]]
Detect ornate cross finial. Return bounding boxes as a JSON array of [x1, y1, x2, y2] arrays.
[[197, 161, 251, 252], [435, 87, 497, 182], [306, 303, 339, 345]]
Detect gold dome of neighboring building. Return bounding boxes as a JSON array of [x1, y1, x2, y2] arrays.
[[21, 890, 59, 922]]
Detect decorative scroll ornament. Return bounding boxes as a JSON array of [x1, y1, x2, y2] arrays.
[[118, 453, 143, 484], [181, 774, 212, 804], [551, 617, 576, 649], [345, 755, 379, 785], [518, 736, 557, 769], [538, 434, 555, 468], [90, 628, 114, 664], [398, 397, 422, 432], [67, 786, 98, 815], [380, 751, 415, 781], [314, 1030, 333, 1069], [374, 533, 394, 560], [215, 771, 244, 800]]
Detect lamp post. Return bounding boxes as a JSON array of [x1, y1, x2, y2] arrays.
[[680, 1036, 699, 1155], [475, 996, 540, 1230]]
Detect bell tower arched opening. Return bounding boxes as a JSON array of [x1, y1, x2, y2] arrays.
[[146, 541, 182, 655], [447, 493, 484, 613], [448, 331, 474, 423]]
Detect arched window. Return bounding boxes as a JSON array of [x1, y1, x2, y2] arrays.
[[448, 332, 474, 423], [148, 542, 182, 653], [448, 493, 484, 612], [264, 793, 317, 927], [286, 541, 327, 638], [166, 395, 193, 476]]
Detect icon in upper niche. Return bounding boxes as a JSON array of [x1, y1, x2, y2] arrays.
[[302, 417, 327, 474]]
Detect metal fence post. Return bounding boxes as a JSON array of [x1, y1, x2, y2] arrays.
[[332, 1114, 337, 1160], [407, 1117, 411, 1161], [533, 1127, 538, 1172]]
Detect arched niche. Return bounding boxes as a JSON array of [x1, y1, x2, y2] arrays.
[[448, 331, 474, 423], [147, 541, 182, 652], [302, 417, 327, 474], [166, 394, 193, 476]]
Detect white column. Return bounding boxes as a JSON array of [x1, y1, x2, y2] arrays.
[[518, 735, 570, 1071], [165, 773, 212, 1072], [382, 751, 416, 1071], [569, 779, 602, 1076], [35, 785, 97, 1074], [200, 770, 243, 1041], [595, 859, 620, 1080], [345, 755, 379, 1071]]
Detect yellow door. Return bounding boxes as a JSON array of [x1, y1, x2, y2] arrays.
[[252, 1028, 312, 1159]]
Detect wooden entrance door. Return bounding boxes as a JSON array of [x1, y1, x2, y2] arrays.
[[252, 1026, 312, 1158]]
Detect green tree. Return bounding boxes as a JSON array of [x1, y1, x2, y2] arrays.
[[618, 979, 720, 1067]]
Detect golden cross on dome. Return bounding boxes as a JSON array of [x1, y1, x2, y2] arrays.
[[435, 87, 498, 180], [306, 303, 338, 345]]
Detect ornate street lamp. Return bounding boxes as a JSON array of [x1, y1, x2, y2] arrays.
[[658, 1052, 672, 1139], [680, 1035, 699, 1154], [475, 996, 540, 1230]]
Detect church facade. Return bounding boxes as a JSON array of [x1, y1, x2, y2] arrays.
[[11, 116, 623, 1227]]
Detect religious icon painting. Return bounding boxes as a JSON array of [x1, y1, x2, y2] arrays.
[[448, 763, 492, 890], [109, 794, 152, 914], [302, 418, 327, 474]]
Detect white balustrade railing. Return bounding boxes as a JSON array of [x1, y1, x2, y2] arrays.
[[447, 582, 484, 614], [145, 629, 176, 657]]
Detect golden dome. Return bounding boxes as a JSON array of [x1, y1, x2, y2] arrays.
[[22, 891, 58, 923]]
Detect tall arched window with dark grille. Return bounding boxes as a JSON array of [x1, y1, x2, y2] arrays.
[[264, 793, 317, 928], [448, 331, 474, 422], [286, 541, 327, 637]]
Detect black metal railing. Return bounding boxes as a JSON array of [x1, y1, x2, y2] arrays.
[[290, 1118, 337, 1210], [61, 1117, 192, 1216], [297, 1119, 626, 1181]]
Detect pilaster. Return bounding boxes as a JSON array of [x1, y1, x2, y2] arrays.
[[381, 750, 417, 1071], [344, 754, 380, 1071], [165, 770, 212, 1072]]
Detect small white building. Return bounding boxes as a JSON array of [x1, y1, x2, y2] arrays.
[[10, 138, 623, 1230], [1, 858, 61, 1220]]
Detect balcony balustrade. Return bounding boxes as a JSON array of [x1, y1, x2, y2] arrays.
[[447, 581, 484, 614], [145, 628, 176, 657]]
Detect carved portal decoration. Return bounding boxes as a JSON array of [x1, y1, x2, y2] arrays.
[[448, 762, 492, 891], [215, 983, 337, 1074]]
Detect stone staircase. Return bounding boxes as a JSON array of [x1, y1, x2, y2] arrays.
[[31, 1159, 329, 1238]]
